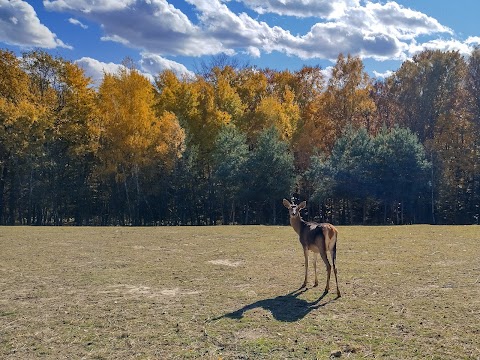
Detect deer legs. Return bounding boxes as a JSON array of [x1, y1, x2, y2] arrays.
[[319, 250, 331, 294], [333, 265, 340, 297], [301, 247, 308, 288], [313, 252, 319, 287], [301, 248, 341, 296], [302, 249, 320, 288], [331, 246, 341, 297]]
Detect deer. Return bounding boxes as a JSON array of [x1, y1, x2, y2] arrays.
[[283, 198, 341, 297]]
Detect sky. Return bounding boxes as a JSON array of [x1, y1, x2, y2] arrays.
[[1, 0, 480, 85]]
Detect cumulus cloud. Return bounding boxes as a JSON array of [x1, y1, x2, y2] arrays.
[[40, 0, 472, 67], [237, 0, 359, 19], [44, 0, 135, 13], [373, 69, 394, 79], [0, 0, 70, 48], [321, 66, 334, 84], [246, 46, 261, 58], [75, 57, 125, 85], [279, 1, 451, 61], [466, 36, 480, 46], [75, 56, 185, 85], [408, 38, 473, 57], [44, 0, 226, 56], [139, 52, 195, 78], [187, 0, 297, 54], [351, 1, 452, 40]]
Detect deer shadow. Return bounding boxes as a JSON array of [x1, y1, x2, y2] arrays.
[[211, 287, 339, 323]]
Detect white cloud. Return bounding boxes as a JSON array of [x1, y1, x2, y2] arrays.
[[350, 2, 452, 41], [100, 34, 130, 46], [75, 56, 184, 85], [408, 38, 473, 57], [373, 69, 394, 79], [237, 0, 359, 19], [466, 36, 480, 46], [0, 0, 70, 48], [280, 1, 450, 61], [246, 46, 261, 58], [68, 17, 87, 29], [44, 0, 135, 13], [75, 57, 124, 85], [187, 0, 297, 53], [44, 0, 226, 56], [321, 66, 333, 84], [40, 0, 468, 67], [139, 52, 195, 78]]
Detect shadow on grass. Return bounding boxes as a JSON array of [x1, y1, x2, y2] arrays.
[[211, 287, 339, 322]]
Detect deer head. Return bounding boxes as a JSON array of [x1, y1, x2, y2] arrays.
[[283, 199, 306, 219]]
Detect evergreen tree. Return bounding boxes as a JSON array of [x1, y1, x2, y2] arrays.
[[212, 125, 249, 224], [308, 127, 374, 223], [308, 126, 430, 224], [244, 127, 296, 224], [371, 127, 431, 223]]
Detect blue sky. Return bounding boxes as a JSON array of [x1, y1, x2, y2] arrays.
[[1, 0, 480, 84]]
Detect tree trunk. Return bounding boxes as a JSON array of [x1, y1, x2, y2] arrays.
[[0, 165, 6, 225], [8, 165, 16, 225], [272, 200, 276, 225], [431, 152, 436, 224]]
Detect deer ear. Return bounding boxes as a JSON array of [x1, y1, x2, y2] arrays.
[[298, 201, 306, 210], [282, 199, 291, 208]]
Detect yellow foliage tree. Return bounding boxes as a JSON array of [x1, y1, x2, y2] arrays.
[[55, 61, 100, 157], [0, 50, 41, 160], [97, 63, 185, 179], [252, 86, 300, 142], [323, 53, 376, 139], [213, 66, 245, 125]]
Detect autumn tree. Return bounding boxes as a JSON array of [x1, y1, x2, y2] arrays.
[[323, 53, 376, 137], [390, 50, 466, 142], [294, 54, 376, 175], [211, 66, 245, 126], [8, 50, 68, 224], [154, 69, 199, 131], [234, 67, 268, 141], [0, 50, 42, 224], [465, 47, 480, 223], [0, 50, 101, 224], [289, 67, 326, 171], [97, 61, 185, 224], [46, 59, 101, 224], [428, 51, 479, 223], [251, 86, 300, 142], [371, 78, 399, 131]]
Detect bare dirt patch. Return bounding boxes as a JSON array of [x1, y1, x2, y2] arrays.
[[208, 259, 243, 267], [101, 284, 201, 298]]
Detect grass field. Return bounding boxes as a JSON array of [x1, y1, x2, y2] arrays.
[[0, 225, 479, 359]]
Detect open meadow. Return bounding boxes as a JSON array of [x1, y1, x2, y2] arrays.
[[0, 225, 479, 359]]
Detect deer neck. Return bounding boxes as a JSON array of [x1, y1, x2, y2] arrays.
[[289, 215, 304, 236]]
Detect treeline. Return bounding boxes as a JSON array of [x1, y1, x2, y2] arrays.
[[1, 49, 479, 225]]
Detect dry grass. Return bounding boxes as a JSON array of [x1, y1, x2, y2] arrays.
[[0, 225, 479, 359]]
